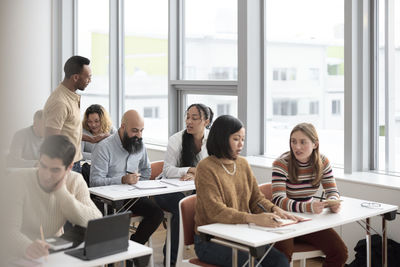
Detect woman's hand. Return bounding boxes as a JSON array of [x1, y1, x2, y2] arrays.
[[272, 206, 299, 221], [328, 202, 341, 213], [311, 201, 325, 214], [180, 168, 196, 181], [247, 213, 282, 228], [25, 240, 49, 259]]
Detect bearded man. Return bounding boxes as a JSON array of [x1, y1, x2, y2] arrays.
[[90, 109, 163, 264]]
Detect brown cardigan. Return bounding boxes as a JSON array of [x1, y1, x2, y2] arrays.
[[194, 155, 275, 233]]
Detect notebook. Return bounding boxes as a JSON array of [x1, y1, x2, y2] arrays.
[[65, 212, 131, 260], [132, 180, 168, 190], [160, 178, 194, 187]]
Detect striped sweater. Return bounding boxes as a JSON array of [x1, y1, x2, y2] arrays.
[[272, 152, 339, 213]]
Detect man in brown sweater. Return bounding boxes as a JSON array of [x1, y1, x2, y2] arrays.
[[3, 135, 102, 261]]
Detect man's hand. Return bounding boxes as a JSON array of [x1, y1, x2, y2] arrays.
[[122, 172, 141, 185], [25, 240, 49, 259]]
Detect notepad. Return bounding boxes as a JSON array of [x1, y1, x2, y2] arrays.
[[46, 236, 73, 250], [133, 180, 168, 190], [160, 178, 194, 187]]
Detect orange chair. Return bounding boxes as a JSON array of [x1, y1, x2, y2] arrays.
[[177, 195, 218, 267], [259, 183, 325, 267]]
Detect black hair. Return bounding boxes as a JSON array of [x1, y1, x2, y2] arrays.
[[180, 103, 214, 167], [40, 135, 76, 168], [64, 55, 90, 79], [206, 115, 243, 159]]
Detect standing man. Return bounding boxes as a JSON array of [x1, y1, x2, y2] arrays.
[[90, 109, 163, 266], [43, 56, 92, 172], [3, 135, 102, 261], [7, 109, 45, 168]]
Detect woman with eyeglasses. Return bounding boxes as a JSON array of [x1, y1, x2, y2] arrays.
[[194, 115, 294, 267], [272, 122, 348, 267], [154, 103, 213, 266]]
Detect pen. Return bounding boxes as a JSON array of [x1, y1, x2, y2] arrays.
[[320, 191, 324, 202], [257, 202, 279, 223], [40, 225, 47, 260]]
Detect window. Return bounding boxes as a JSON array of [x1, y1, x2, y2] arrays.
[[217, 104, 231, 117], [76, 0, 110, 118], [309, 101, 319, 115], [309, 68, 320, 81], [183, 0, 237, 80], [272, 68, 297, 81], [273, 99, 298, 116], [124, 0, 168, 145], [143, 107, 159, 119], [331, 100, 341, 115], [265, 0, 344, 165], [377, 0, 400, 174]]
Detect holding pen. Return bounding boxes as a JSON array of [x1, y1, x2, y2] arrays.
[[122, 169, 141, 185], [257, 202, 280, 223]]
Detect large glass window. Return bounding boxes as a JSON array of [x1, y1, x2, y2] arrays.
[[377, 0, 400, 174], [183, 0, 237, 80], [77, 0, 110, 118], [264, 0, 344, 166], [124, 0, 168, 145]]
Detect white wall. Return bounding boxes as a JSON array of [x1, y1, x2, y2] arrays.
[[0, 0, 52, 152]]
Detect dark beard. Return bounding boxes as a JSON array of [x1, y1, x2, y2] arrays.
[[122, 131, 143, 154]]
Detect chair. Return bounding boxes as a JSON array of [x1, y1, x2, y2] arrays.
[[258, 183, 325, 267], [177, 195, 218, 267]]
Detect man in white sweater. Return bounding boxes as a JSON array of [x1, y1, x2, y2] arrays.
[[3, 135, 102, 261]]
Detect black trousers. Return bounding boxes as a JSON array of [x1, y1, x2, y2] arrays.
[[128, 197, 164, 245]]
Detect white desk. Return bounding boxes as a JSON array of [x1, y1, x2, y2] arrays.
[[89, 181, 195, 202], [89, 180, 195, 267], [197, 196, 398, 267], [13, 241, 152, 267]]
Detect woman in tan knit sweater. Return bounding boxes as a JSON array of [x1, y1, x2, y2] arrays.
[[194, 115, 296, 267]]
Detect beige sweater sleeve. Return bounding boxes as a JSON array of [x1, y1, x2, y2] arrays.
[[54, 172, 102, 227]]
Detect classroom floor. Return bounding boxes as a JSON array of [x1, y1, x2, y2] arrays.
[[149, 224, 324, 267]]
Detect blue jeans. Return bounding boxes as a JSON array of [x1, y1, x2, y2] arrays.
[[153, 192, 186, 264], [194, 234, 289, 267], [72, 161, 82, 173]]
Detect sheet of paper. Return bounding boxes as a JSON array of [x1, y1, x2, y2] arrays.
[[160, 178, 194, 187]]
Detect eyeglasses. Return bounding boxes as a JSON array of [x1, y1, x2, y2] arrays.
[[361, 202, 382, 209]]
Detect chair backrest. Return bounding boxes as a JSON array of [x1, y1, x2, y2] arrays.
[[180, 194, 197, 245], [259, 182, 273, 200], [150, 160, 164, 180]]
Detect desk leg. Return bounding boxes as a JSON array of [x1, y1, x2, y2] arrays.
[[366, 218, 371, 267], [104, 203, 108, 215], [382, 217, 387, 267], [232, 248, 238, 267], [166, 215, 171, 267], [249, 254, 255, 267]]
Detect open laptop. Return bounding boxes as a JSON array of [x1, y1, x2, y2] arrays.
[[65, 211, 131, 260]]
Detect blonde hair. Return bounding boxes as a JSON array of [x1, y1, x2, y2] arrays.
[[82, 104, 112, 134], [285, 122, 323, 186]]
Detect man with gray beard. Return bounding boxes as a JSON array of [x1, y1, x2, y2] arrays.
[[90, 109, 163, 266]]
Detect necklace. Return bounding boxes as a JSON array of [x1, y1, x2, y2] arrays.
[[220, 160, 236, 175]]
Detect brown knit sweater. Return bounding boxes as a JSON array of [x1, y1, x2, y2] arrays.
[[194, 155, 275, 233]]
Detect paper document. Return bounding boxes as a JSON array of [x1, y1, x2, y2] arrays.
[[46, 237, 73, 250], [133, 180, 168, 190], [160, 178, 194, 187]]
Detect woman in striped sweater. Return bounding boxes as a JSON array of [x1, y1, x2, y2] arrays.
[[272, 123, 348, 267]]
